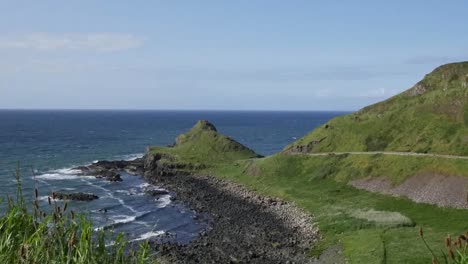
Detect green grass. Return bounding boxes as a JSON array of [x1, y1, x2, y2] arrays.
[[149, 120, 260, 166], [203, 154, 468, 263], [0, 170, 156, 264], [288, 62, 468, 156], [143, 78, 468, 262]]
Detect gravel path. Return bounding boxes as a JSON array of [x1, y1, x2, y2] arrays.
[[296, 151, 468, 160]]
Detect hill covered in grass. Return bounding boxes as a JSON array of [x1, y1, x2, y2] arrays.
[[147, 120, 260, 166], [286, 62, 468, 156]]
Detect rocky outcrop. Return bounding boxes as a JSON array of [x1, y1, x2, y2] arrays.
[[406, 82, 428, 96], [143, 150, 204, 178], [52, 192, 99, 201], [73, 158, 144, 181], [144, 188, 169, 196], [283, 137, 327, 154]]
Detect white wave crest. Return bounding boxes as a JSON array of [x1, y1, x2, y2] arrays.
[[157, 194, 171, 208], [138, 182, 151, 189], [38, 196, 59, 202], [36, 173, 83, 180], [130, 230, 165, 242], [119, 153, 144, 161], [54, 168, 82, 175], [110, 214, 137, 225]]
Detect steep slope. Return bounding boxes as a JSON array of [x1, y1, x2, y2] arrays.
[[147, 120, 260, 167], [286, 62, 468, 155]]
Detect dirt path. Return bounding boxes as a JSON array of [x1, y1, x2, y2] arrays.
[[295, 151, 468, 160]]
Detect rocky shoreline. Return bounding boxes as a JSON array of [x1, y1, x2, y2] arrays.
[[143, 158, 320, 263], [69, 154, 321, 263]]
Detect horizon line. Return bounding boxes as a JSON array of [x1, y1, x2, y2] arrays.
[[0, 108, 355, 112]]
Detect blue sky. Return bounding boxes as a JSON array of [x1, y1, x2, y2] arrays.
[[1, 1, 467, 110]]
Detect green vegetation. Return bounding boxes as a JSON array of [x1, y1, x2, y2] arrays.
[[144, 63, 468, 263], [206, 154, 468, 263], [288, 62, 468, 156], [0, 171, 155, 264], [147, 121, 468, 263], [262, 153, 468, 184], [149, 120, 260, 166]]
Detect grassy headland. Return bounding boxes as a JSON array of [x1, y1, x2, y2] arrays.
[[147, 120, 468, 263], [286, 62, 468, 156], [145, 62, 468, 263], [210, 154, 468, 263], [148, 119, 260, 166]]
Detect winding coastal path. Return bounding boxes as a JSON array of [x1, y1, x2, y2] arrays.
[[293, 151, 468, 160]]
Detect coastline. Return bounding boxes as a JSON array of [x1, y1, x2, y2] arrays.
[[68, 156, 321, 262], [145, 172, 320, 263]]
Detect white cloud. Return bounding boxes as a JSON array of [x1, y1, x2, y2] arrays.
[[0, 33, 143, 52]]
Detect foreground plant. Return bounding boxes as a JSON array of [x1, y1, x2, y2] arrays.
[[0, 169, 155, 264], [420, 227, 468, 264]]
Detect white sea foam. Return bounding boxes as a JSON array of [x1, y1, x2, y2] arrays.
[[115, 190, 131, 195], [157, 194, 171, 208], [82, 179, 139, 213], [54, 168, 82, 175], [110, 214, 137, 225], [94, 215, 136, 232], [138, 182, 151, 189], [35, 166, 94, 181], [38, 196, 59, 202], [36, 173, 83, 180], [130, 230, 165, 242], [120, 153, 144, 161]]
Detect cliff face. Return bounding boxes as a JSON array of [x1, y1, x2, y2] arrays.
[[286, 62, 468, 156], [144, 120, 260, 178]]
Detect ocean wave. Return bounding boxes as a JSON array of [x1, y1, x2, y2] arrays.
[[138, 182, 151, 189], [118, 153, 144, 161], [157, 194, 171, 208], [130, 230, 165, 242], [85, 180, 139, 214], [38, 195, 59, 202], [115, 190, 131, 195], [54, 168, 83, 175], [35, 173, 91, 181], [110, 214, 137, 225], [95, 211, 151, 231]]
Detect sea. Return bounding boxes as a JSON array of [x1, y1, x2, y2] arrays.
[[0, 110, 346, 244]]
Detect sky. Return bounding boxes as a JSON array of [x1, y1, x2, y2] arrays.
[[0, 1, 467, 111]]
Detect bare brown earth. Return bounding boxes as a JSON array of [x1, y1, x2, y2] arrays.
[[350, 173, 468, 209]]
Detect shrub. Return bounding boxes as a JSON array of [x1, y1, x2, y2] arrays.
[[420, 227, 468, 264], [0, 168, 155, 264]]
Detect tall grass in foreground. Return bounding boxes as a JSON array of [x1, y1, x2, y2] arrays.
[[0, 168, 155, 264], [420, 227, 468, 264]]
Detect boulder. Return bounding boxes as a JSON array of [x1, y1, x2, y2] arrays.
[[52, 192, 99, 201]]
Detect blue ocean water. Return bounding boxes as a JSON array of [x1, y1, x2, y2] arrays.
[[0, 110, 346, 243]]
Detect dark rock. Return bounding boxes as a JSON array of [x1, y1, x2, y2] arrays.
[[52, 192, 98, 201], [145, 188, 169, 196], [91, 170, 122, 182], [144, 164, 318, 263], [72, 158, 145, 181]]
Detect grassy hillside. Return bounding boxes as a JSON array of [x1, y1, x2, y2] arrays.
[[146, 118, 468, 263], [287, 62, 468, 156], [208, 155, 468, 263], [144, 63, 468, 263], [148, 120, 260, 165]]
